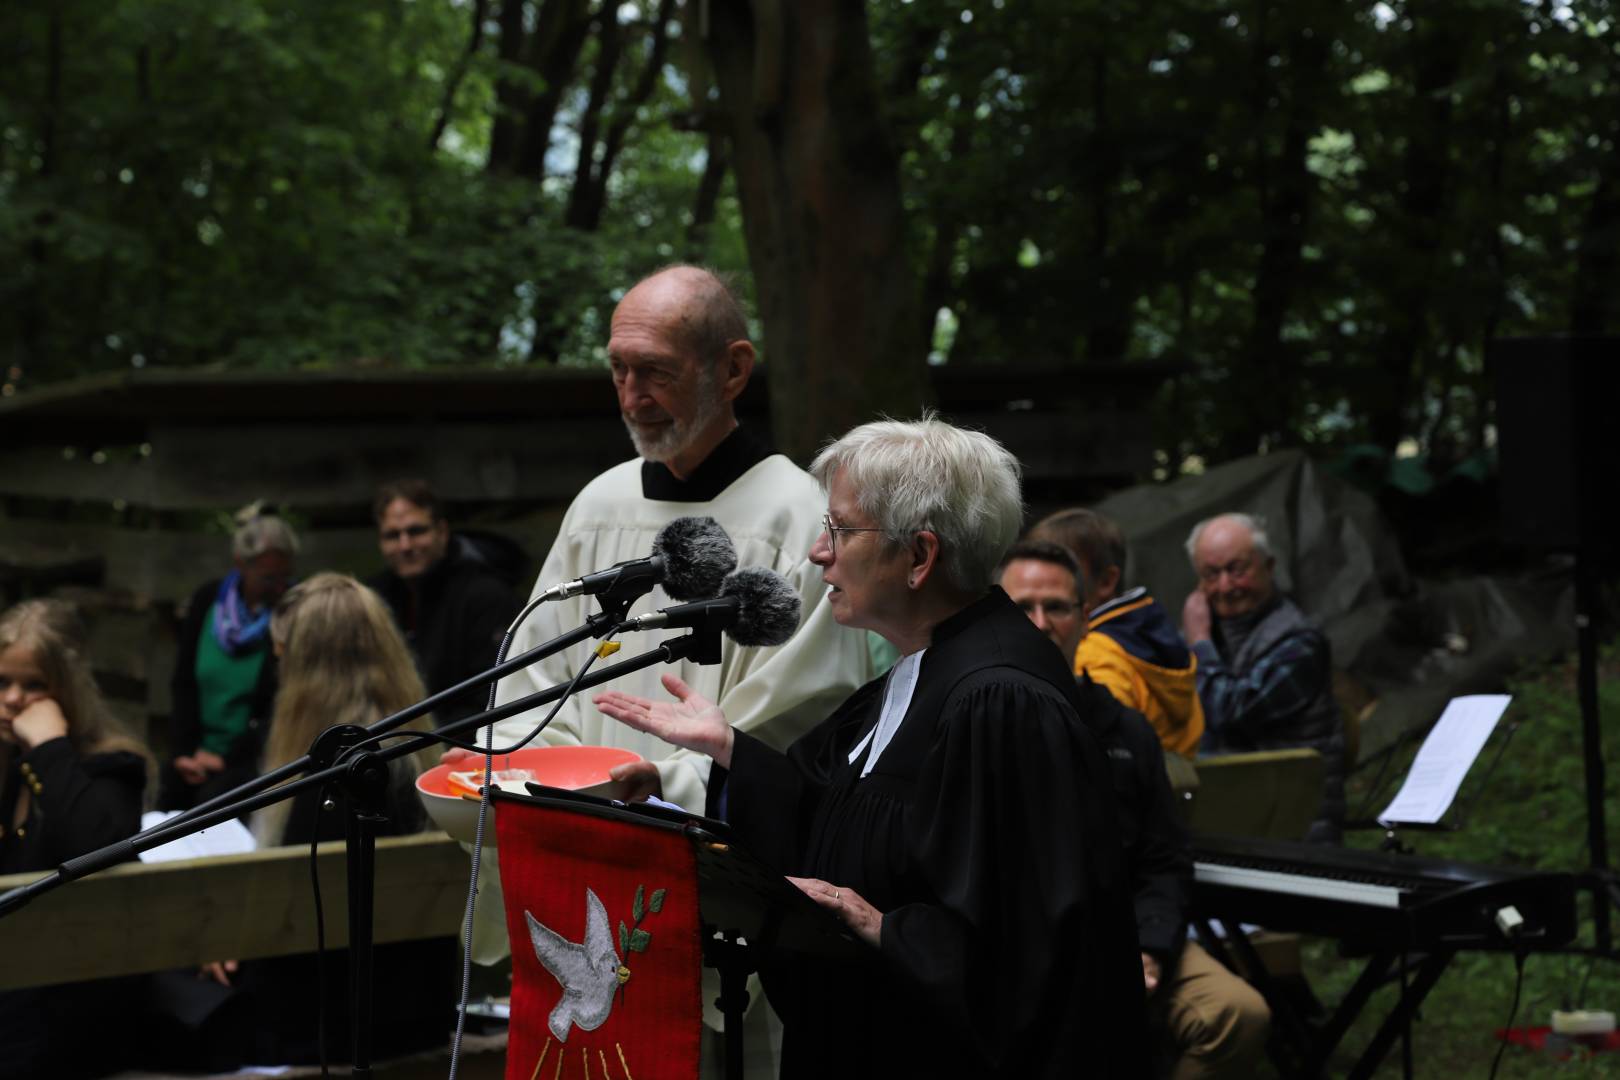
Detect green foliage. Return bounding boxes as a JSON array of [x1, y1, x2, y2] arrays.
[[0, 0, 743, 384], [5, 0, 1617, 470], [870, 0, 1620, 465]]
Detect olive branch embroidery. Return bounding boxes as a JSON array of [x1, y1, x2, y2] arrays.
[[614, 883, 666, 1003]]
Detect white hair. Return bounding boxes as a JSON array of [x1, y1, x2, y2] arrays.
[[811, 415, 1024, 592], [232, 503, 300, 560], [1184, 512, 1273, 565]]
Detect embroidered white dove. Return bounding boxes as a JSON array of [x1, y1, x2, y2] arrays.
[[525, 887, 628, 1041]]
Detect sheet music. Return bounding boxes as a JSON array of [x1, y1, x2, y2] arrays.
[[137, 810, 257, 862], [1378, 694, 1512, 826]]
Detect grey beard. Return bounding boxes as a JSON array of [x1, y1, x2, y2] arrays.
[[623, 367, 725, 464], [623, 413, 692, 462]]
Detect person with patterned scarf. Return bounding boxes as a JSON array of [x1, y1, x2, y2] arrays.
[[158, 504, 298, 811]]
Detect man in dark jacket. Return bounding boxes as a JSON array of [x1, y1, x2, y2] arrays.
[[366, 479, 521, 723], [1181, 513, 1344, 843], [1001, 541, 1269, 1078]]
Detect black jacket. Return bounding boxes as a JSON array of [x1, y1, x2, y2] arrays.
[[0, 738, 146, 1080], [367, 535, 521, 724], [1075, 674, 1193, 965], [0, 736, 145, 875]]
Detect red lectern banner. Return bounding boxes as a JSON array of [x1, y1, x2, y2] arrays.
[[496, 796, 702, 1080]]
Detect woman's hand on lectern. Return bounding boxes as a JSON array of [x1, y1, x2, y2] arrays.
[[790, 877, 882, 947]]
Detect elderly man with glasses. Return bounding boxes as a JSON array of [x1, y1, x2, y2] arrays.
[[1181, 512, 1344, 843]]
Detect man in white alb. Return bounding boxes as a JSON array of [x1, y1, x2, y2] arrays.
[[487, 264, 871, 809]]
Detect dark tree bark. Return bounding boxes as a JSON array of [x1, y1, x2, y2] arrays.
[[1226, 1, 1328, 459], [19, 8, 64, 371], [565, 0, 675, 231], [704, 0, 929, 462], [428, 0, 490, 151], [486, 0, 594, 179], [1572, 121, 1620, 336], [1365, 2, 1461, 454], [685, 127, 730, 261], [917, 118, 971, 354], [1083, 23, 1131, 362]]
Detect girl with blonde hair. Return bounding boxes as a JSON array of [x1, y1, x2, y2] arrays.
[[1, 599, 153, 1079], [1, 598, 152, 871]]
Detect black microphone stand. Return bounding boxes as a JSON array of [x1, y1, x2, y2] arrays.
[[0, 621, 725, 1078]]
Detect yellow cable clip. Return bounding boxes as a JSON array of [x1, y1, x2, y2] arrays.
[[595, 640, 621, 658]]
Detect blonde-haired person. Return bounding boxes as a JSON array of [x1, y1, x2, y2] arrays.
[[253, 572, 433, 846], [162, 503, 299, 810], [0, 599, 154, 1079], [199, 574, 453, 1069]]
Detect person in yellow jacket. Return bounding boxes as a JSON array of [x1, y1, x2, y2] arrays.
[[1030, 508, 1205, 758]]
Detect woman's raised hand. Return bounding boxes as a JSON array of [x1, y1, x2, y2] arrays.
[[594, 673, 735, 769], [12, 698, 69, 750]]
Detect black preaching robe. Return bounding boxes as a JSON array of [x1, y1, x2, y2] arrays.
[[722, 589, 1147, 1078]]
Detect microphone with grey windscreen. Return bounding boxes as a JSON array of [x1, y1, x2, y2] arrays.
[[535, 516, 738, 604], [618, 567, 802, 647]]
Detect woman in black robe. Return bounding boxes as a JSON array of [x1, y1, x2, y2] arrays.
[[596, 417, 1147, 1078]]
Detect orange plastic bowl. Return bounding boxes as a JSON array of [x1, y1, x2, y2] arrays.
[[416, 745, 644, 843]]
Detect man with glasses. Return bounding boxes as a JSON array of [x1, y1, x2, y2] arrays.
[[367, 478, 521, 722], [1182, 512, 1343, 843], [998, 540, 1271, 1079]]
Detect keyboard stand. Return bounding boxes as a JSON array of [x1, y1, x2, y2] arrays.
[[1196, 917, 1457, 1080]]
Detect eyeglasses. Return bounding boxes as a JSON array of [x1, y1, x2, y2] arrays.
[[822, 514, 884, 552], [1014, 598, 1079, 619], [380, 523, 434, 543], [1197, 556, 1256, 584]]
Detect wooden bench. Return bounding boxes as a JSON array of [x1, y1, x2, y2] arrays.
[[0, 831, 471, 992], [1187, 747, 1324, 841]]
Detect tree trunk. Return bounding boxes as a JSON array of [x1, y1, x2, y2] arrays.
[[1572, 126, 1620, 336], [685, 127, 730, 261], [20, 8, 63, 372], [565, 0, 675, 231], [428, 0, 490, 151], [1084, 26, 1131, 363], [704, 0, 928, 462], [487, 0, 594, 179], [1228, 2, 1326, 458], [1366, 2, 1460, 454]]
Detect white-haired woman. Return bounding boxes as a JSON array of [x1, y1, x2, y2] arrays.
[[161, 504, 298, 810], [596, 417, 1146, 1078]]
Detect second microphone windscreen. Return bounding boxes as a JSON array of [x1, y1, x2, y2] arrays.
[[719, 567, 801, 647]]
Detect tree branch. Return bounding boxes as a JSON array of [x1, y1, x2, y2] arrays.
[[429, 0, 490, 151]]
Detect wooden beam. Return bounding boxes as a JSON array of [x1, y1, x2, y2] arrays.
[[0, 832, 472, 990]]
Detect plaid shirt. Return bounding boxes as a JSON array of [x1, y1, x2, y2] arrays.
[[1192, 630, 1330, 749]]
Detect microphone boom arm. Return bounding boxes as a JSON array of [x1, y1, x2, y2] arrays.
[[0, 623, 720, 918]]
